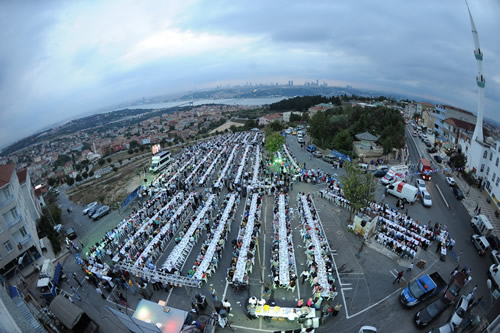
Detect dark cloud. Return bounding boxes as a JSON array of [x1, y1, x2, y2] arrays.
[[0, 0, 499, 147]]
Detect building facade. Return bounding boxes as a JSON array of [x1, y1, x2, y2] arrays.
[[0, 164, 42, 278]]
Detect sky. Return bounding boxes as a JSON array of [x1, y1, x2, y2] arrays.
[[1, 0, 500, 147]]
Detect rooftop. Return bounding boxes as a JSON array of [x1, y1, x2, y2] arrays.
[[0, 163, 15, 187], [355, 132, 379, 141]]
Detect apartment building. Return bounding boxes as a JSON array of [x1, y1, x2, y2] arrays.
[[0, 164, 42, 278]]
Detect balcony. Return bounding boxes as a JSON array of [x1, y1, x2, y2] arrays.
[[7, 214, 22, 229], [0, 194, 14, 209]]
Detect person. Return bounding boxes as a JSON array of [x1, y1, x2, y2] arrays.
[[393, 271, 404, 284], [297, 298, 304, 307], [247, 303, 257, 319], [222, 299, 231, 313], [96, 286, 106, 300], [332, 303, 342, 316], [407, 262, 414, 272], [301, 270, 310, 284]]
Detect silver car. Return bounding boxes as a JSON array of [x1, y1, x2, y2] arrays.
[[421, 190, 432, 207], [92, 205, 110, 221], [416, 179, 427, 193], [83, 201, 98, 215]]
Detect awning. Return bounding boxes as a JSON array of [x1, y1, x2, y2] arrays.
[[436, 136, 448, 142], [54, 263, 62, 284]]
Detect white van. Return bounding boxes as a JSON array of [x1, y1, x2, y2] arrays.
[[380, 165, 409, 185], [386, 181, 418, 203], [471, 215, 493, 235]]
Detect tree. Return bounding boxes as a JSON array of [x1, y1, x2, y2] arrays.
[[47, 177, 57, 187], [128, 149, 133, 154], [89, 170, 94, 177], [107, 157, 112, 163], [268, 121, 284, 132], [265, 132, 285, 153], [98, 158, 105, 166], [340, 162, 375, 221], [82, 172, 88, 179], [289, 113, 302, 122], [130, 140, 139, 149], [65, 176, 74, 186], [449, 152, 467, 169]]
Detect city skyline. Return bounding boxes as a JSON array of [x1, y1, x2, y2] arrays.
[[1, 0, 499, 146]]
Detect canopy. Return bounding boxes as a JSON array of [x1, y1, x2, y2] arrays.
[[49, 295, 84, 329]]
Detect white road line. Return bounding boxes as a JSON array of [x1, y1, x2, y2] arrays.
[[342, 287, 353, 291], [340, 283, 352, 286], [345, 287, 402, 319], [222, 280, 229, 300], [231, 325, 277, 332]]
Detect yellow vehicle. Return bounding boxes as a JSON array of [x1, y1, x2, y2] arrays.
[[292, 131, 297, 135]]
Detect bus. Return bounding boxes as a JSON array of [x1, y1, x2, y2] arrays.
[[150, 151, 171, 173], [418, 158, 432, 180]]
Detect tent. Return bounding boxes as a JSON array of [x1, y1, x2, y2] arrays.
[[49, 295, 84, 329]]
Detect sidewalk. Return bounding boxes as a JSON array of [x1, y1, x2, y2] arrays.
[[453, 172, 500, 237]]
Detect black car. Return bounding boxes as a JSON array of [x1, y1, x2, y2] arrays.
[[433, 155, 443, 163], [453, 186, 464, 200], [414, 297, 450, 328], [373, 169, 387, 178], [65, 227, 77, 240], [425, 141, 432, 147], [427, 147, 437, 153]]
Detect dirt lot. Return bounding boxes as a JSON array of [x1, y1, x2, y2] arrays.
[[209, 120, 244, 134], [67, 156, 151, 209]]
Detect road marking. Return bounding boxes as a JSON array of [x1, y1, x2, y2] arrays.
[[338, 272, 364, 275], [345, 287, 402, 319], [340, 282, 352, 286], [222, 280, 229, 300], [342, 287, 353, 291], [231, 325, 277, 332]]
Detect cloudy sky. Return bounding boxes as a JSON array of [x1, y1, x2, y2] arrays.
[[1, 0, 499, 147]]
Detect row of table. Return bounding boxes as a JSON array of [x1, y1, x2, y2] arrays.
[[233, 193, 260, 283], [162, 194, 217, 270], [193, 193, 239, 280], [214, 144, 239, 188], [234, 145, 251, 184]]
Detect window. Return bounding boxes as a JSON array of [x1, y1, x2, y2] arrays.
[[480, 164, 485, 172], [487, 167, 490, 175], [493, 173, 497, 183], [4, 240, 13, 253], [19, 226, 27, 238], [2, 208, 18, 223], [490, 152, 493, 161], [0, 186, 11, 202], [497, 157, 499, 167], [483, 151, 488, 159], [497, 178, 500, 187]]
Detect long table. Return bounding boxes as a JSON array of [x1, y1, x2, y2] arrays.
[[278, 194, 290, 285], [299, 195, 330, 297], [162, 194, 216, 270], [255, 306, 316, 320], [233, 193, 259, 283], [194, 193, 238, 280]]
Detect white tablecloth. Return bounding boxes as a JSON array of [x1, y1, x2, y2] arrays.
[[299, 195, 330, 296], [278, 194, 289, 285], [233, 193, 259, 283], [163, 194, 216, 269], [252, 145, 260, 184], [194, 193, 238, 279], [234, 145, 250, 184], [214, 145, 239, 187]]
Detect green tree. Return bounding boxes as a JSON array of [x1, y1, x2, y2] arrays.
[[89, 170, 94, 177], [65, 176, 74, 186], [107, 157, 112, 163], [340, 162, 375, 221], [98, 158, 105, 166], [82, 172, 88, 179], [309, 111, 330, 147], [47, 177, 57, 187], [289, 113, 302, 122], [268, 121, 284, 132], [265, 132, 285, 153], [128, 149, 133, 154], [449, 152, 467, 169], [76, 174, 82, 182], [130, 140, 139, 148]]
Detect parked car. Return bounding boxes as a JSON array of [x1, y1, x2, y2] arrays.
[[82, 201, 98, 215], [306, 145, 317, 152], [92, 205, 110, 221], [416, 179, 427, 193], [453, 187, 464, 200], [414, 297, 450, 328], [312, 151, 323, 158], [429, 323, 454, 333], [421, 190, 432, 207], [359, 326, 377, 333], [297, 137, 305, 144], [427, 147, 437, 153], [433, 155, 443, 163], [425, 141, 432, 148], [373, 169, 387, 178], [446, 177, 456, 186], [65, 227, 77, 240], [450, 295, 469, 329], [491, 250, 500, 265], [322, 155, 336, 164], [471, 234, 490, 255], [87, 204, 103, 218], [445, 272, 466, 303]]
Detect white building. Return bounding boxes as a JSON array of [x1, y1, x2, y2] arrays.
[[282, 111, 303, 123], [0, 164, 42, 278]]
